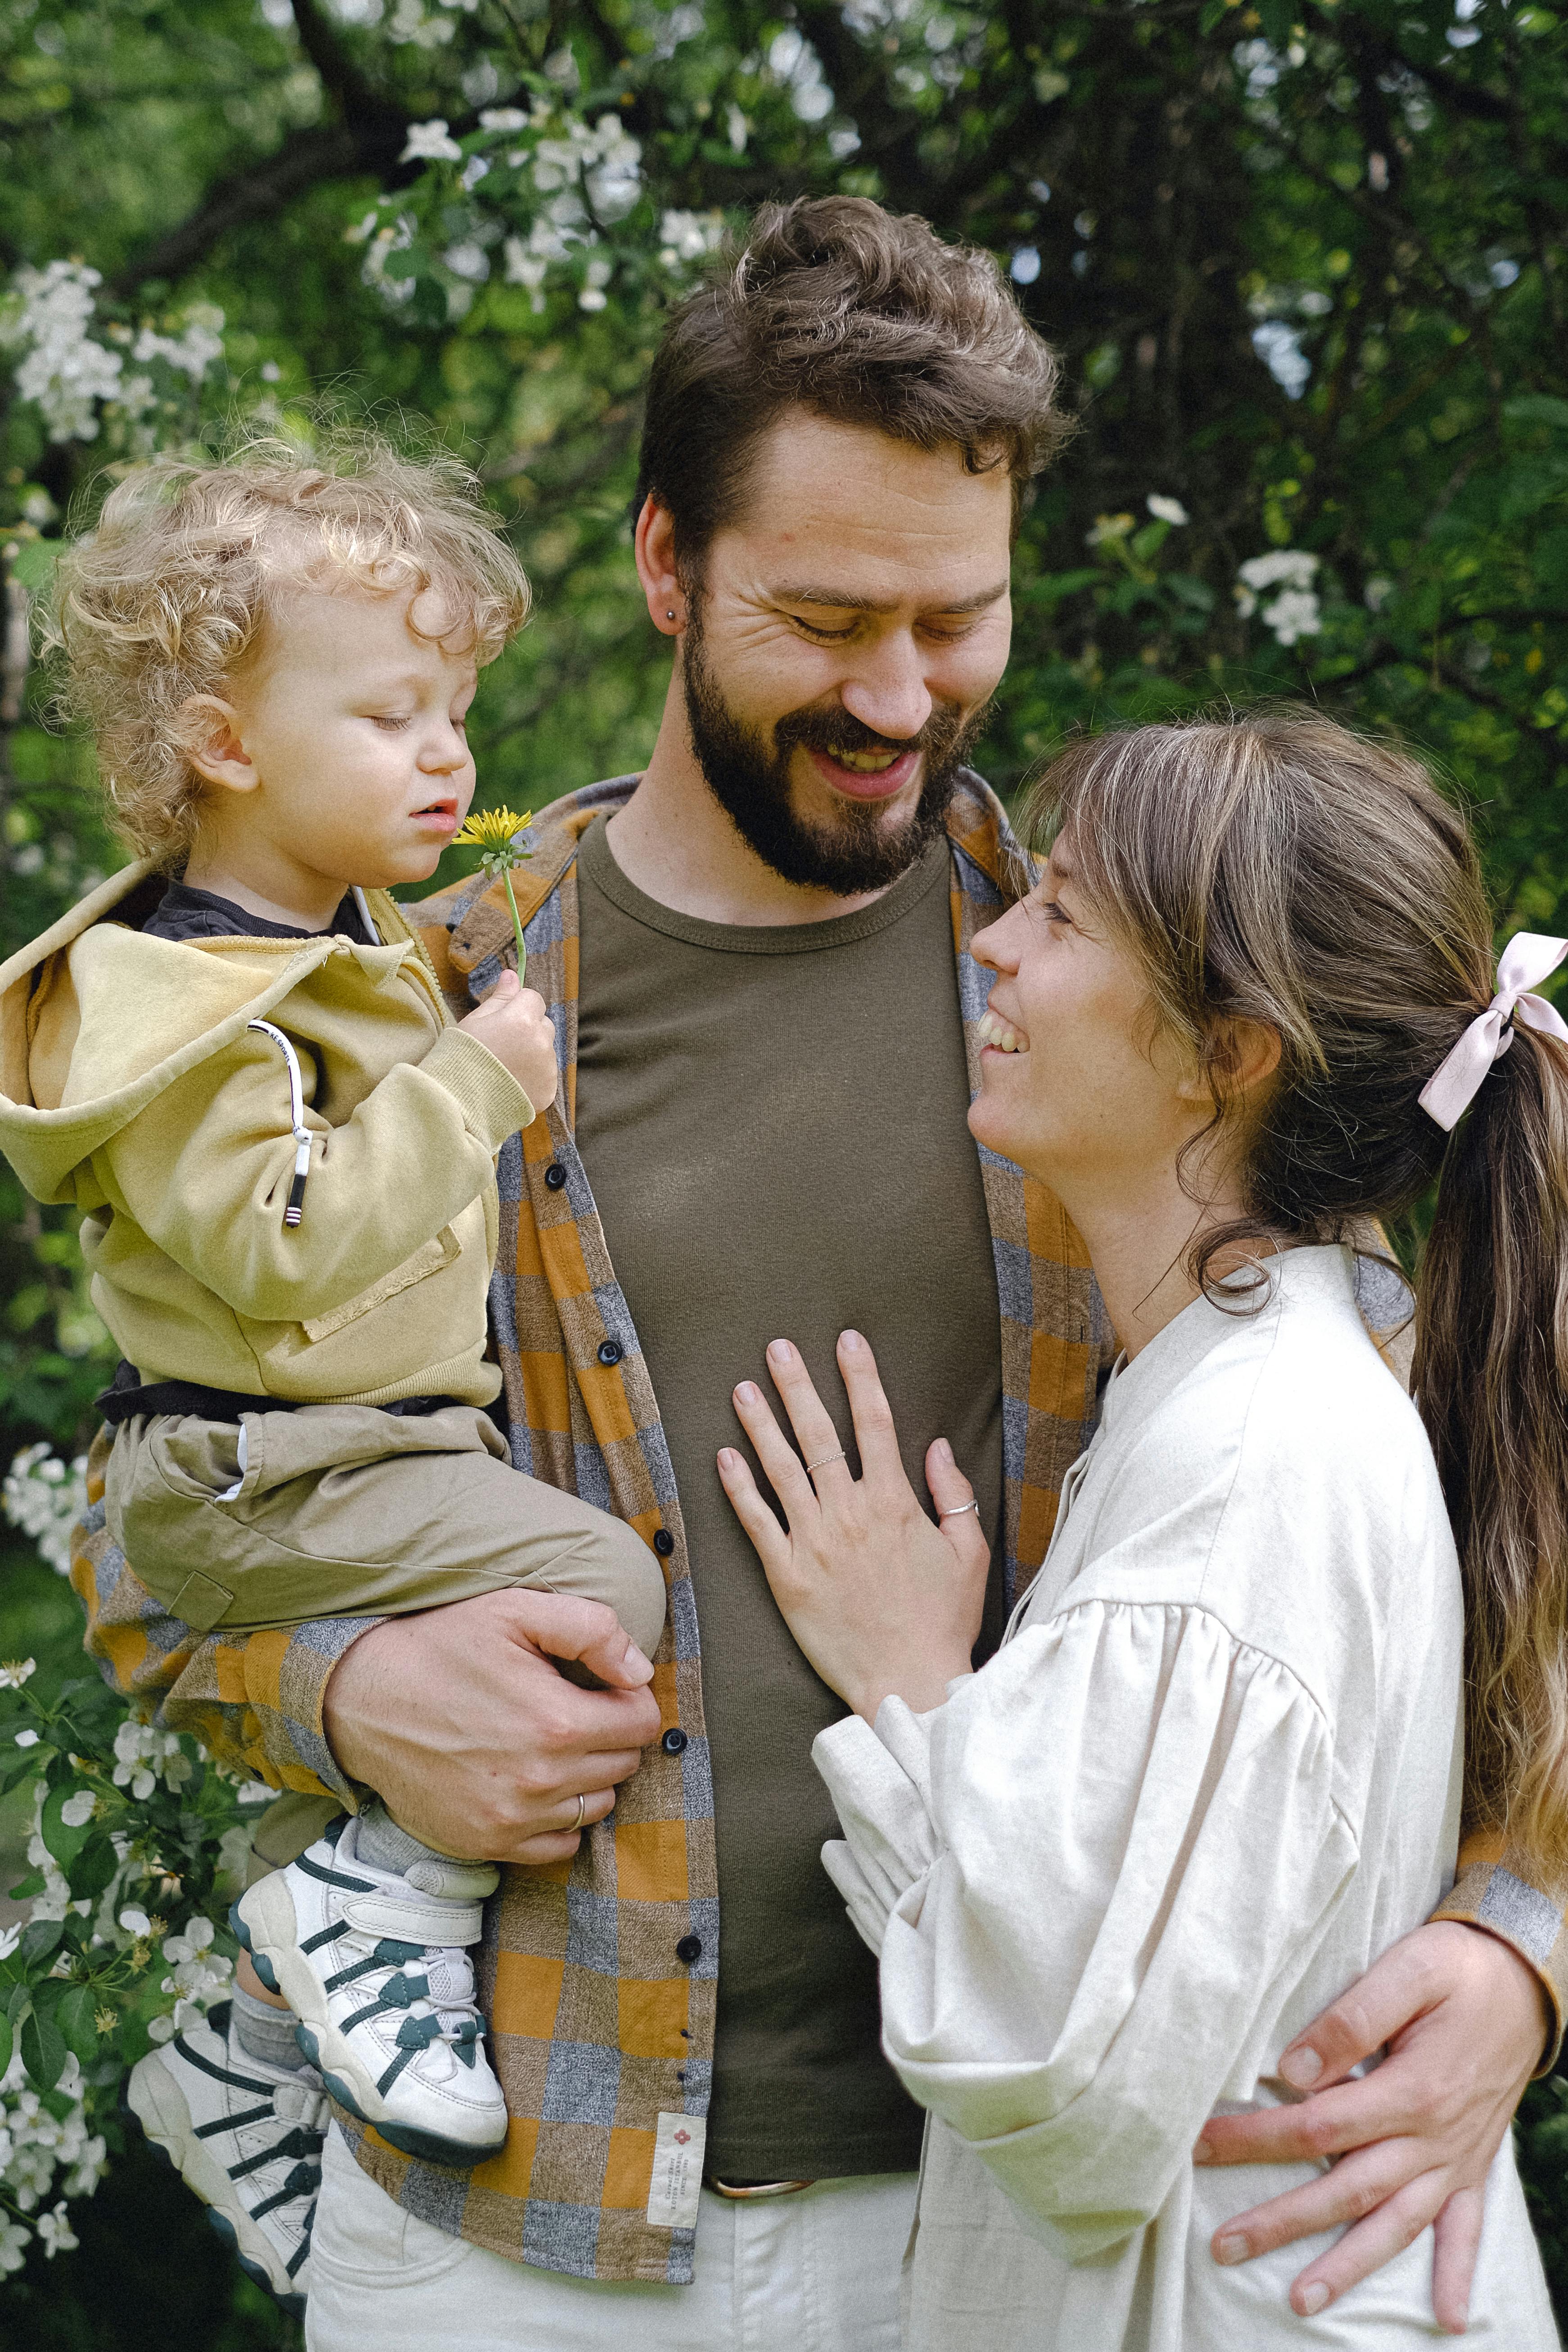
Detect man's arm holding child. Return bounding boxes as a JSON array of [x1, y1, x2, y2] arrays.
[[74, 1432, 658, 1854]]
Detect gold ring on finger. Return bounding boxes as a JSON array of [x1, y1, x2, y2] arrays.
[[573, 1791, 586, 1832]]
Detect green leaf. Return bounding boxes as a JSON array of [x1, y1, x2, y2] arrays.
[[20, 2004, 67, 2093], [0, 2012, 14, 2084], [0, 1756, 42, 1797], [8, 537, 58, 591], [68, 1832, 117, 1899], [40, 1781, 93, 1869], [1505, 395, 1568, 433], [57, 1982, 98, 2063], [6, 1873, 45, 1901], [18, 1917, 64, 1966]]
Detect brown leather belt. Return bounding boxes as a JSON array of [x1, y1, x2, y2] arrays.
[[706, 2176, 816, 2200]]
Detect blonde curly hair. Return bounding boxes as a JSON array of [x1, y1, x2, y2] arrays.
[[46, 429, 531, 866]]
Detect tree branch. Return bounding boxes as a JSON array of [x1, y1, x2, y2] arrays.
[[106, 0, 416, 297]]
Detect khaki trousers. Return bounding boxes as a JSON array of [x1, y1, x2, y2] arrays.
[[103, 1400, 667, 1658]]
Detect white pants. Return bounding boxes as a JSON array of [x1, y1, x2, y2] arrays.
[[306, 2125, 918, 2352]]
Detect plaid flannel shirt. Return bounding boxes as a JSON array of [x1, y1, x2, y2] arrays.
[[68, 771, 1566, 2284]]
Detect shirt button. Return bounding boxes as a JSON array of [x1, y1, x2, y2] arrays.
[[596, 1339, 623, 1367], [543, 1162, 567, 1191], [653, 1529, 675, 1557], [661, 1728, 687, 1756], [675, 1934, 702, 1964]]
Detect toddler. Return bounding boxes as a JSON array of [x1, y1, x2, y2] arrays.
[[0, 439, 666, 2201]]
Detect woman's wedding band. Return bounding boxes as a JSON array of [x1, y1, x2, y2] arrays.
[[939, 1501, 980, 1520], [573, 1792, 586, 1832], [805, 1449, 847, 1476]]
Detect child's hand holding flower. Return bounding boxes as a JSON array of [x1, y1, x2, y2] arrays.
[[459, 970, 558, 1116], [452, 805, 534, 977]]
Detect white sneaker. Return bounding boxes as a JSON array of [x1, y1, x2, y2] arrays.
[[126, 2002, 325, 2316], [232, 1816, 508, 2166]]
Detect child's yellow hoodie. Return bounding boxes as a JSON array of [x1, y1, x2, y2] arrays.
[[0, 864, 534, 1407]]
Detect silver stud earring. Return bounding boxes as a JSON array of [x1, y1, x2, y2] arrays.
[[666, 609, 676, 621]]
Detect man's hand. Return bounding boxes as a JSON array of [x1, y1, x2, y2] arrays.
[[1194, 1922, 1550, 2334], [322, 1589, 663, 1864], [459, 967, 558, 1114]]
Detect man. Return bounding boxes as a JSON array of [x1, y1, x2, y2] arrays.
[[89, 198, 1558, 2346]]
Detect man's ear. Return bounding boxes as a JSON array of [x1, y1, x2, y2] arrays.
[[633, 497, 684, 639], [177, 696, 258, 795]]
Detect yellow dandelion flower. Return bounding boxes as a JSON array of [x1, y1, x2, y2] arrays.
[[452, 806, 532, 852], [452, 805, 535, 976]]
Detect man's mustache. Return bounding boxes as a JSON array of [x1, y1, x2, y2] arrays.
[[774, 704, 969, 759]]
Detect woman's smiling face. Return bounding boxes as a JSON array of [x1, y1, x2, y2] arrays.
[[967, 840, 1211, 1201]]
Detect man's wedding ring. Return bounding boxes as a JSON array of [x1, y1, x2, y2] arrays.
[[572, 1792, 586, 1832], [805, 1449, 847, 1476], [939, 1500, 980, 1520]]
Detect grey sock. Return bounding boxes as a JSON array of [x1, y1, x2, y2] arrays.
[[231, 1982, 307, 2073], [354, 1800, 444, 1879]]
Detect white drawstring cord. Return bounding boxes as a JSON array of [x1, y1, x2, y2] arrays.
[[247, 1018, 312, 1227]]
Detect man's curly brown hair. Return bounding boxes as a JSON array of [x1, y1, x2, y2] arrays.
[[45, 428, 530, 867]]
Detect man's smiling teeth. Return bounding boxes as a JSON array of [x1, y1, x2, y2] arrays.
[[978, 1008, 1029, 1054], [827, 745, 900, 772]]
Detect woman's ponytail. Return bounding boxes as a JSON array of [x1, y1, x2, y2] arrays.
[[1416, 1024, 1568, 1873]]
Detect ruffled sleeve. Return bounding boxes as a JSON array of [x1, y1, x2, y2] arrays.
[[814, 1598, 1358, 2262]]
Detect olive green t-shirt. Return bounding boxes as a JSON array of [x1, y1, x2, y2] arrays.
[[573, 812, 1006, 2181]]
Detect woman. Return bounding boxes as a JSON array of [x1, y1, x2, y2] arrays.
[[717, 710, 1562, 2347]]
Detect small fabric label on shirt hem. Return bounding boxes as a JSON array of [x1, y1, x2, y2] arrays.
[[646, 2110, 706, 2230]]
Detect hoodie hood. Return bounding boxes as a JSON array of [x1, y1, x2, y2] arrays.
[[0, 860, 421, 1203]]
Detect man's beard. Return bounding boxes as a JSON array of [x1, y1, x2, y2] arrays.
[[680, 602, 990, 896]]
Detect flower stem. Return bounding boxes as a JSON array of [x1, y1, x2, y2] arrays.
[[503, 867, 527, 983]]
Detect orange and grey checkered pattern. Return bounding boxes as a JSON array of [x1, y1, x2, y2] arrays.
[[71, 772, 1119, 2281]]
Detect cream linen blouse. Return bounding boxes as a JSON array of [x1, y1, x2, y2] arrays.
[[813, 1246, 1558, 2348]]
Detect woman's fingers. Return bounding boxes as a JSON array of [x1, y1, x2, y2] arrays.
[[764, 1339, 854, 1490], [835, 1329, 904, 1483], [925, 1436, 990, 1571], [732, 1369, 820, 1520], [716, 1444, 792, 1576]]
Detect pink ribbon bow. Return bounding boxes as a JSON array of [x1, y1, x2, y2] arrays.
[[1419, 931, 1568, 1132]]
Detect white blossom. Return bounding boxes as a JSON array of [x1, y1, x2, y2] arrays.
[[4, 1445, 88, 1576], [111, 1719, 190, 1800], [659, 210, 726, 269], [1365, 575, 1396, 612], [0, 262, 122, 441], [478, 107, 529, 131], [14, 1731, 38, 1750], [1147, 494, 1189, 526], [1261, 587, 1323, 645], [1234, 550, 1322, 639], [0, 2216, 28, 2274], [578, 256, 614, 312], [36, 2201, 77, 2258], [400, 119, 463, 164], [444, 241, 491, 284], [0, 1659, 36, 1690], [131, 311, 224, 386]]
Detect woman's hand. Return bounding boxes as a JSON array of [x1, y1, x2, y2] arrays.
[[717, 1329, 990, 1722]]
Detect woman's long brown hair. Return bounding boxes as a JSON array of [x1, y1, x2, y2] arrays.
[[1022, 708, 1568, 1874]]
